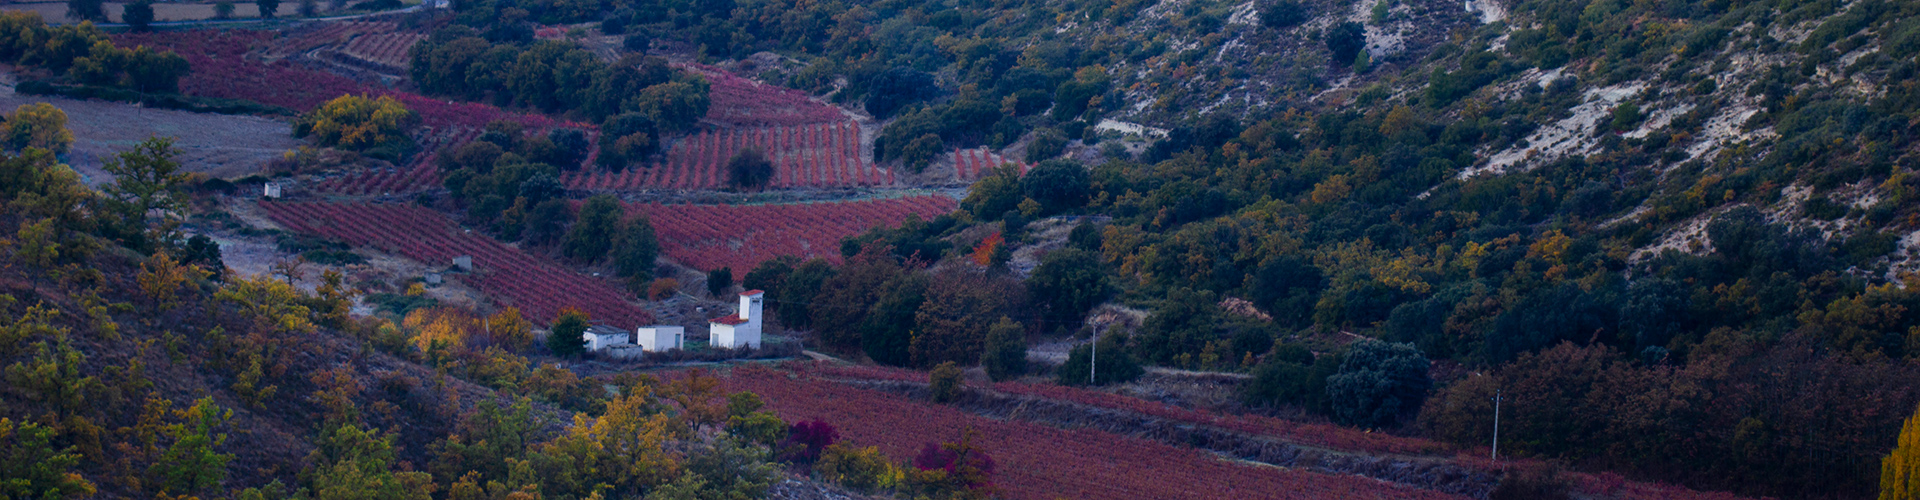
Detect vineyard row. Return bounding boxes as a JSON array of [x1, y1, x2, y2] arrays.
[[258, 201, 650, 327], [624, 195, 957, 272]]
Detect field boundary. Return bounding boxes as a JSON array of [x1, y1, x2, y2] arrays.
[[838, 378, 1501, 499]]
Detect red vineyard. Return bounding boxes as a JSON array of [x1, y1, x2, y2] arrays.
[[258, 201, 649, 327], [716, 364, 1468, 500], [798, 363, 1757, 500], [342, 32, 425, 69], [626, 196, 956, 272], [115, 29, 569, 130], [564, 121, 886, 190], [952, 148, 1029, 180], [307, 126, 483, 196], [810, 364, 1452, 456], [265, 21, 396, 59], [689, 64, 847, 128]]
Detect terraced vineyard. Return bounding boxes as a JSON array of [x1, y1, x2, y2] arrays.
[[342, 32, 425, 69], [565, 121, 885, 190], [626, 196, 957, 272], [716, 364, 1470, 500], [952, 148, 1028, 180], [259, 201, 651, 327]]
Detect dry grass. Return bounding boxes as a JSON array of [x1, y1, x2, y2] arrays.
[[0, 71, 301, 184]]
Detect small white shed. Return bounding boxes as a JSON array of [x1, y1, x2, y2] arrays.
[[636, 325, 685, 352], [583, 325, 629, 352], [263, 182, 283, 198], [709, 290, 765, 349]]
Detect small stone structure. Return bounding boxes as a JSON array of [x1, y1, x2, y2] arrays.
[[583, 325, 629, 351], [636, 325, 685, 352]]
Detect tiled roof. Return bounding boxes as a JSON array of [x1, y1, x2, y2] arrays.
[[710, 315, 749, 325]]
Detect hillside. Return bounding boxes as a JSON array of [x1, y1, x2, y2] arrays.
[[0, 0, 1918, 498]]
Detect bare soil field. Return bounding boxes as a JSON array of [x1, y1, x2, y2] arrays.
[[0, 70, 300, 184]]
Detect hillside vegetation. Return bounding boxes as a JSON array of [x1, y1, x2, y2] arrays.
[[5, 0, 1920, 497]]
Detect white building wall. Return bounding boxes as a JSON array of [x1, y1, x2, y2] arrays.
[[584, 331, 628, 351], [636, 326, 685, 352]]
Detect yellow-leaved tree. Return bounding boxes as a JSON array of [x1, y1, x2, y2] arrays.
[[1885, 404, 1920, 499], [3, 103, 74, 154], [300, 94, 416, 158]]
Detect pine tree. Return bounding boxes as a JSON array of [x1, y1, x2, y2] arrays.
[[1883, 404, 1920, 499]]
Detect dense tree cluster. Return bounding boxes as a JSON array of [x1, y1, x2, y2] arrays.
[[294, 94, 418, 161], [0, 13, 189, 94], [410, 30, 709, 168]]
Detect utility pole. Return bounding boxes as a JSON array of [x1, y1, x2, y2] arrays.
[[1089, 329, 1097, 385], [1492, 388, 1504, 461]]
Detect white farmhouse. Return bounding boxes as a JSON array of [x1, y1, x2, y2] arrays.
[[636, 325, 685, 352], [709, 290, 765, 349], [583, 325, 629, 351]]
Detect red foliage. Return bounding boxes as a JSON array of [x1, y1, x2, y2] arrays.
[[257, 201, 649, 327], [687, 64, 846, 128], [564, 121, 884, 190], [622, 196, 957, 272], [113, 29, 576, 131], [805, 363, 1451, 456], [951, 148, 1029, 180], [716, 365, 1468, 500]]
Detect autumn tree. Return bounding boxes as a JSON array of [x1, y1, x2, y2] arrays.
[[430, 397, 535, 485], [546, 309, 589, 357], [314, 269, 356, 327], [14, 218, 60, 270], [525, 393, 680, 496], [0, 418, 95, 499], [907, 429, 996, 499], [725, 392, 786, 446], [303, 423, 436, 500], [297, 94, 416, 159], [101, 136, 191, 249], [1, 148, 93, 228], [4, 339, 104, 418], [1886, 403, 1920, 499], [488, 308, 534, 352], [4, 103, 74, 154], [150, 397, 235, 495], [138, 251, 210, 311]]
